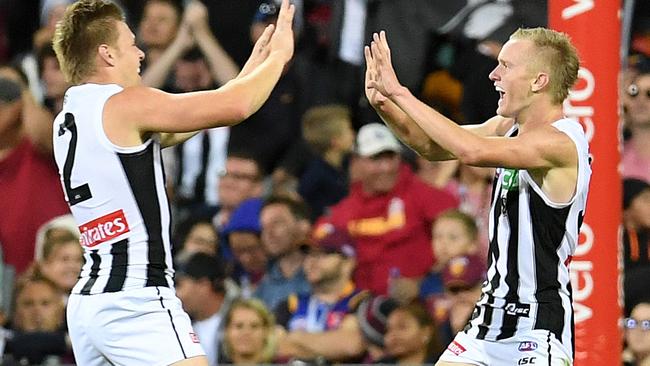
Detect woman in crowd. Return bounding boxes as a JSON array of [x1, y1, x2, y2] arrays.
[[377, 301, 444, 364], [624, 300, 650, 366], [220, 298, 277, 364]]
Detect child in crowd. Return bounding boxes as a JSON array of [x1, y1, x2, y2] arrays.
[[419, 209, 480, 300], [298, 104, 355, 221]]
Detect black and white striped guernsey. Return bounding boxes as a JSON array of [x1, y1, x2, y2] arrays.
[[52, 84, 174, 295], [464, 118, 591, 352]]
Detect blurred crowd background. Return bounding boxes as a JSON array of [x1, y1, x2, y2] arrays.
[[0, 0, 648, 365]]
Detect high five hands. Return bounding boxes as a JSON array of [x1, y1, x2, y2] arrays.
[[364, 31, 403, 107]]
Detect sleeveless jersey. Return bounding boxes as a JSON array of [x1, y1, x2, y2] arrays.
[[465, 118, 591, 353], [53, 84, 174, 295]]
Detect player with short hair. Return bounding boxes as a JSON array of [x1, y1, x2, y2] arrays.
[[51, 0, 295, 364], [365, 27, 590, 366]]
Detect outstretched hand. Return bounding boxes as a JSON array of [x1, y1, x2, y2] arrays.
[[239, 24, 275, 78], [365, 31, 403, 99], [364, 44, 387, 107], [267, 0, 295, 63]]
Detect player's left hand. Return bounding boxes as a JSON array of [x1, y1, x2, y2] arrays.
[[367, 31, 403, 98], [239, 23, 274, 78], [364, 44, 388, 108], [268, 0, 295, 63]]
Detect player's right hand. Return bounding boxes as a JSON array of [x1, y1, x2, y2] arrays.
[[268, 0, 295, 63]]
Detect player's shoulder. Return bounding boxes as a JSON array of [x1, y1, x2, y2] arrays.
[[551, 118, 588, 139], [473, 115, 515, 137], [104, 86, 168, 120], [107, 85, 158, 102]]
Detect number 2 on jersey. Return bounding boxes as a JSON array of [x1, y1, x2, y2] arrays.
[[58, 113, 92, 205]]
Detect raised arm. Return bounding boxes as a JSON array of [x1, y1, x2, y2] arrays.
[[141, 22, 194, 88], [0, 67, 54, 153], [364, 42, 512, 162], [185, 0, 240, 86], [237, 24, 275, 79], [105, 0, 295, 143], [368, 31, 571, 171], [365, 44, 450, 160]]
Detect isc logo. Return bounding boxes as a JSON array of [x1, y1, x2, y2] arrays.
[[518, 357, 536, 365]]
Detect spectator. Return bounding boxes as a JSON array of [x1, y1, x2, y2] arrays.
[[448, 164, 494, 254], [0, 67, 69, 274], [137, 0, 183, 68], [277, 294, 399, 362], [10, 276, 64, 331], [275, 226, 367, 336], [416, 158, 459, 192], [431, 209, 480, 272], [34, 232, 83, 299], [142, 0, 240, 92], [315, 123, 457, 295], [435, 254, 487, 345], [298, 104, 355, 220], [175, 252, 231, 366], [622, 61, 650, 182], [201, 1, 259, 69], [4, 275, 73, 364], [377, 301, 444, 364], [227, 1, 305, 176], [623, 178, 650, 315], [417, 160, 493, 255], [316, 0, 369, 127], [621, 58, 650, 182], [624, 300, 650, 366], [220, 298, 277, 364], [143, 1, 240, 217], [254, 195, 311, 311], [174, 218, 220, 262], [34, 0, 70, 54], [36, 44, 69, 114], [222, 198, 268, 295], [33, 214, 79, 262], [212, 152, 265, 231], [623, 178, 650, 270], [418, 209, 480, 305], [276, 226, 369, 362]]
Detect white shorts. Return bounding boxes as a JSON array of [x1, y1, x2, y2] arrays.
[[438, 329, 572, 366], [67, 286, 205, 366]]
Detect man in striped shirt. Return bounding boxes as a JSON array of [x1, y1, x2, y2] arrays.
[[365, 27, 590, 366]]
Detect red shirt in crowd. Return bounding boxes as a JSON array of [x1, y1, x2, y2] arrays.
[[0, 139, 70, 273], [317, 164, 458, 295]]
